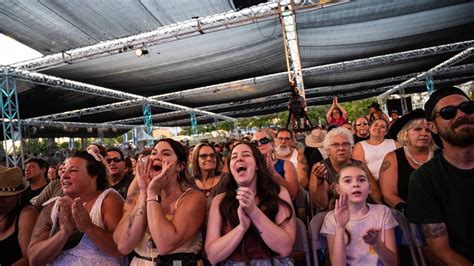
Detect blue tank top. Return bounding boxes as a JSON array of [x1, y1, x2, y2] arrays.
[[274, 159, 285, 178]]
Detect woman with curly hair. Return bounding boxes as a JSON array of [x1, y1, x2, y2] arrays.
[[206, 141, 296, 265]]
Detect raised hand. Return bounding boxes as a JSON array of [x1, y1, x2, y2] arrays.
[[312, 162, 328, 182], [334, 192, 350, 228], [362, 228, 381, 247], [147, 159, 174, 195], [237, 205, 250, 231], [265, 153, 278, 176], [72, 197, 93, 233], [236, 187, 257, 216], [58, 196, 75, 235], [136, 155, 152, 192]]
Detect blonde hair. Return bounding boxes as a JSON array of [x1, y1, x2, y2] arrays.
[[397, 118, 437, 151]]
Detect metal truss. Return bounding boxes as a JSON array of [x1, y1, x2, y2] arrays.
[[379, 46, 474, 99], [22, 120, 135, 129], [12, 0, 348, 72], [12, 2, 277, 71], [8, 67, 235, 122], [143, 104, 153, 146], [23, 40, 474, 122], [109, 68, 473, 124], [1, 68, 24, 167], [158, 75, 474, 126]]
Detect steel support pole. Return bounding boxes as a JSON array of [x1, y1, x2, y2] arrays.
[[0, 68, 24, 167]]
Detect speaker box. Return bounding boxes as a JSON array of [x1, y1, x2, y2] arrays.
[[386, 97, 412, 115], [233, 0, 267, 10]]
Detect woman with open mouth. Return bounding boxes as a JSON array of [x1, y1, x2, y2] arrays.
[[28, 149, 126, 265], [205, 141, 296, 265], [113, 138, 206, 265]]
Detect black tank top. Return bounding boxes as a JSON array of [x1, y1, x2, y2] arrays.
[[0, 215, 23, 265], [394, 147, 415, 202]]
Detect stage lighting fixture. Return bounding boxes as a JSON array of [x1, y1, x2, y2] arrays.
[[135, 48, 149, 57]]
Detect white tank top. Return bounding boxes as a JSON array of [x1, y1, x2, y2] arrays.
[[289, 149, 299, 169], [360, 139, 397, 180], [50, 189, 126, 266]]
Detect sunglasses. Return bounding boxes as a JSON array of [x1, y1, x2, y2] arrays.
[[355, 122, 368, 126], [106, 157, 123, 164], [198, 153, 216, 160], [433, 101, 473, 120], [251, 137, 271, 147]]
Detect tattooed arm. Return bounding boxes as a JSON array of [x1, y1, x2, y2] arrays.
[[28, 203, 70, 265], [421, 223, 472, 266], [421, 223, 472, 265], [112, 191, 148, 254], [378, 152, 403, 208]]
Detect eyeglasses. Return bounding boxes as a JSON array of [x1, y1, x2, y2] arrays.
[[251, 137, 271, 147], [355, 122, 368, 126], [433, 101, 473, 120], [198, 153, 216, 160], [329, 142, 351, 149], [106, 157, 122, 164], [276, 137, 292, 142]]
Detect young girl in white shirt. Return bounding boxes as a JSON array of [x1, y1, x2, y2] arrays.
[[321, 163, 398, 265]]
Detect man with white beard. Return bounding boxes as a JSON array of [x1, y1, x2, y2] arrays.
[[275, 128, 309, 188]]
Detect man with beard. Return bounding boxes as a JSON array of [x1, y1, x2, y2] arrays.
[[353, 116, 370, 144], [107, 148, 133, 199], [22, 158, 49, 203], [275, 128, 309, 188], [408, 87, 474, 264]]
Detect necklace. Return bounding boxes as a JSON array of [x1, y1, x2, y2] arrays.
[[404, 146, 433, 167]]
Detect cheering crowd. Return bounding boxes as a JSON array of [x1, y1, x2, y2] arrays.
[[0, 87, 472, 265]]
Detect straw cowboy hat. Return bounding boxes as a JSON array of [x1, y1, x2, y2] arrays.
[[0, 166, 29, 196], [305, 128, 327, 148]]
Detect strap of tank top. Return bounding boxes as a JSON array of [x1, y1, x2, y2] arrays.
[[174, 188, 193, 210]]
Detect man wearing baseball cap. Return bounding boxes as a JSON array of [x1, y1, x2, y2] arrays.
[[407, 87, 473, 264]]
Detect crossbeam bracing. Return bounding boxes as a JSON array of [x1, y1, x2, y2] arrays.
[[379, 46, 474, 99], [8, 67, 235, 122], [22, 120, 135, 129], [22, 41, 474, 122], [158, 75, 474, 126], [27, 64, 473, 124]]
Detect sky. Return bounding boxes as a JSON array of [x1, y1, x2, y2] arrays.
[[0, 34, 43, 65]]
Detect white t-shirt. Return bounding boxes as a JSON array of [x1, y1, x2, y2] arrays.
[[321, 204, 398, 266]]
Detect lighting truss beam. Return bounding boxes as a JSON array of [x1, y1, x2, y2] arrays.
[[109, 70, 474, 124], [379, 46, 474, 99], [9, 67, 235, 122], [158, 75, 474, 126], [11, 0, 348, 72], [12, 3, 281, 71], [22, 120, 135, 129], [23, 40, 473, 122]]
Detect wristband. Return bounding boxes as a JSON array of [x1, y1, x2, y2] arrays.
[[146, 194, 162, 203]]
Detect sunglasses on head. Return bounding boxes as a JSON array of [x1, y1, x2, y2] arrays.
[[433, 101, 473, 120], [106, 157, 122, 164], [251, 137, 271, 147]]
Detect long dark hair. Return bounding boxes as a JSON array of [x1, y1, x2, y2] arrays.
[[70, 150, 109, 191], [153, 138, 190, 186], [219, 141, 293, 262]]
